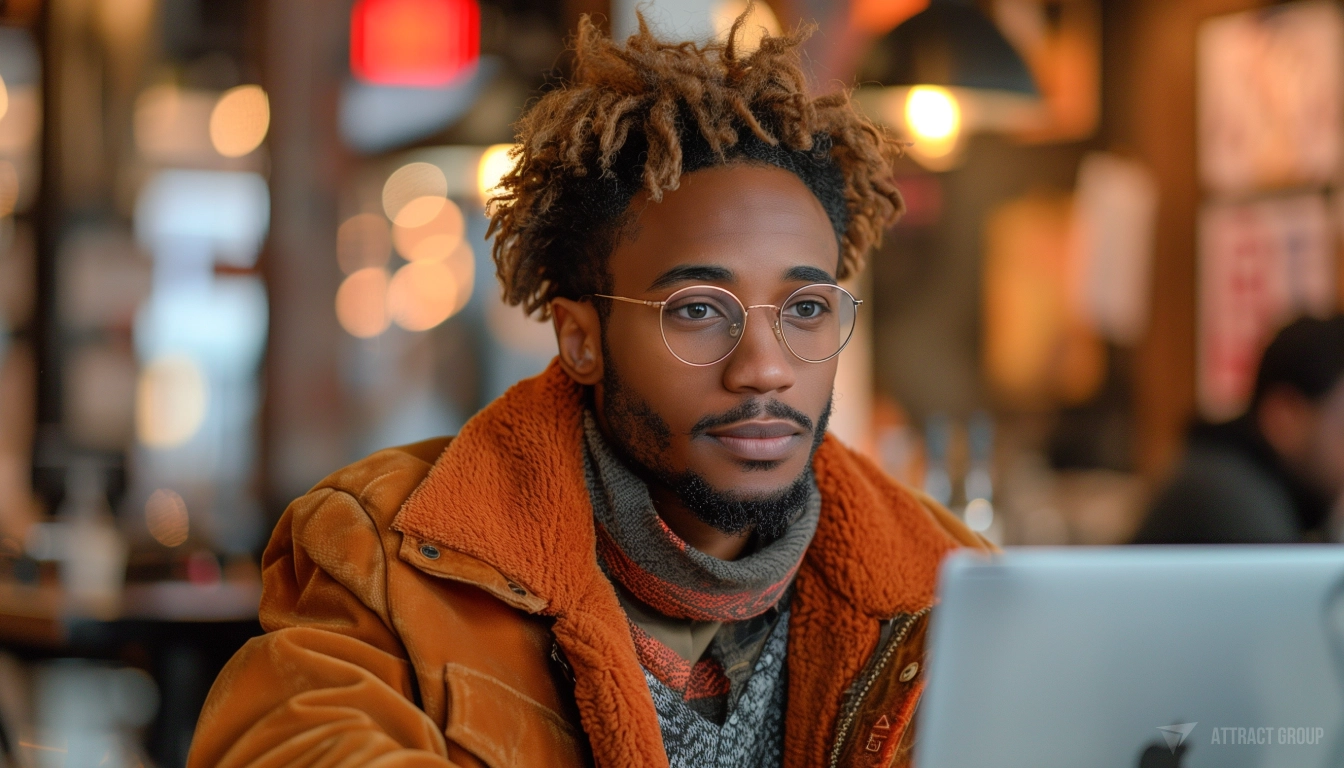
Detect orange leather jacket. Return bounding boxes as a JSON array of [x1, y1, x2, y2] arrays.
[[190, 363, 991, 768]]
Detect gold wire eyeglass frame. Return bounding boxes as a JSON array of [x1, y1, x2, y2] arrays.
[[589, 283, 862, 367]]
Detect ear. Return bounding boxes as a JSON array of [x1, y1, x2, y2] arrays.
[[551, 297, 604, 386], [1257, 385, 1315, 463]]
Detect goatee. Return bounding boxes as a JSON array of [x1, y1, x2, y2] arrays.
[[600, 356, 830, 542]]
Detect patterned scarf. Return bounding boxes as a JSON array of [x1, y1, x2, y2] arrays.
[[582, 413, 818, 708]]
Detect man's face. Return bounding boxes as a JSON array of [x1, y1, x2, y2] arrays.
[[592, 163, 841, 535]]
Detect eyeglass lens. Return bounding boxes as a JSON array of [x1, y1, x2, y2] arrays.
[[659, 284, 856, 365]]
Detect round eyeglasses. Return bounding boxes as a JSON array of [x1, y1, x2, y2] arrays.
[[592, 283, 862, 366]]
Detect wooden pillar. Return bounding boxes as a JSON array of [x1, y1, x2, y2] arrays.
[[260, 0, 350, 508], [1105, 0, 1268, 478]]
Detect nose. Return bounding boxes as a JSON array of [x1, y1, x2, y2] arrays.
[[721, 307, 795, 395]]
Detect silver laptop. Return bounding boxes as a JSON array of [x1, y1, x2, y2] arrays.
[[916, 546, 1344, 768]]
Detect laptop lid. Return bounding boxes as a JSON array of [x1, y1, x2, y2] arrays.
[[916, 546, 1344, 768]]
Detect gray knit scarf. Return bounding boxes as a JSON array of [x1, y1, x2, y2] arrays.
[[582, 412, 820, 622]]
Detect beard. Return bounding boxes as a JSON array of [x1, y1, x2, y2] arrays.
[[599, 354, 831, 541], [662, 466, 817, 542]]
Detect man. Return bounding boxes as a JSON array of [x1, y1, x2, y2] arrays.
[[191, 13, 989, 768], [1134, 315, 1344, 544]]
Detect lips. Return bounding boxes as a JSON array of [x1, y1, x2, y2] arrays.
[[705, 419, 804, 462]]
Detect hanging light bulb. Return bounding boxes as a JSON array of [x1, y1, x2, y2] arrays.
[[855, 0, 1040, 172], [904, 86, 961, 155]]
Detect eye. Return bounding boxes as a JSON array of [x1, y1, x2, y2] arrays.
[[673, 302, 722, 320], [785, 296, 832, 319]]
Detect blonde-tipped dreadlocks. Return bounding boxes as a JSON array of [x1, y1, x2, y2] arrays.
[[487, 8, 906, 319]]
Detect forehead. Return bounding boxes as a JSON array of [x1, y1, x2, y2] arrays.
[[607, 163, 839, 292]]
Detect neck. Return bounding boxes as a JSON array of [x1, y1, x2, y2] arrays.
[[647, 482, 753, 560]]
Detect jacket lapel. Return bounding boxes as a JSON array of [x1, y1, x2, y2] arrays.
[[393, 361, 667, 768]]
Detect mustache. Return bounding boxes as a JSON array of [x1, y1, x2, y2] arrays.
[[689, 399, 815, 438]]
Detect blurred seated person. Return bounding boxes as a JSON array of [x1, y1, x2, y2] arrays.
[[1134, 315, 1344, 544]]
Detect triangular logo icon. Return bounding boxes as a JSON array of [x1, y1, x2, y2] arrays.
[[1156, 723, 1197, 753], [874, 715, 891, 730]]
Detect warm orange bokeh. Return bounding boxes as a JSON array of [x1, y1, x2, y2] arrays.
[[850, 0, 927, 34], [336, 267, 391, 338], [388, 260, 458, 331], [394, 197, 464, 259]]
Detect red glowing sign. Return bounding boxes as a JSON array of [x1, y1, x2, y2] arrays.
[[351, 0, 481, 87]]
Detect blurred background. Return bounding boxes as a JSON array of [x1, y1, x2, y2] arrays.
[[0, 0, 1340, 764]]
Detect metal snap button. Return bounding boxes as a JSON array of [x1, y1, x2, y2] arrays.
[[507, 581, 527, 596], [899, 662, 920, 682], [419, 544, 440, 560]]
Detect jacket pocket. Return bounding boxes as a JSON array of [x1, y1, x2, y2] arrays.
[[443, 663, 587, 768]]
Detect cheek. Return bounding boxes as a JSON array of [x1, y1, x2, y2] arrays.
[[800, 359, 840, 413], [604, 326, 708, 430], [621, 358, 716, 434]]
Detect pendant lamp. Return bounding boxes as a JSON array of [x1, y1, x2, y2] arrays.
[[856, 0, 1041, 170]]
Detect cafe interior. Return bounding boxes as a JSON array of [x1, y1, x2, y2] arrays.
[[0, 0, 1341, 765]]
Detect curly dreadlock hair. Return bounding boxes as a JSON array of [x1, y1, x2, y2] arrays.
[[487, 7, 906, 319]]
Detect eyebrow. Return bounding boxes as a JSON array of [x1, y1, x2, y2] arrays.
[[785, 265, 836, 284], [648, 265, 735, 291], [647, 263, 837, 292]]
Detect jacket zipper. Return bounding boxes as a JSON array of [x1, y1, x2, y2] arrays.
[[827, 606, 933, 768], [550, 639, 575, 683]]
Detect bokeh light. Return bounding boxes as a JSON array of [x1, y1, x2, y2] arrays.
[[383, 162, 447, 222], [392, 194, 447, 229], [711, 0, 781, 54], [404, 236, 474, 312], [336, 267, 391, 338], [964, 497, 994, 533], [136, 354, 210, 448], [337, 213, 393, 274], [388, 260, 458, 331], [0, 84, 40, 155], [476, 144, 515, 203], [351, 0, 482, 87], [145, 488, 190, 547], [905, 86, 961, 157], [394, 196, 464, 259], [209, 85, 270, 158], [408, 233, 455, 263]]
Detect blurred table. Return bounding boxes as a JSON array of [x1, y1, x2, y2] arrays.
[[0, 580, 264, 767], [0, 580, 262, 645]]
